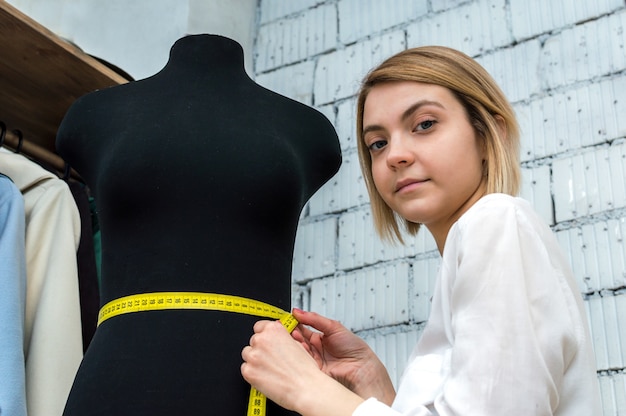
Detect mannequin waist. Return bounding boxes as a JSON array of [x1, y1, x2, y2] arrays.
[[97, 291, 297, 331]]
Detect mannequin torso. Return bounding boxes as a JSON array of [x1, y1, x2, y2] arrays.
[[57, 34, 341, 415]]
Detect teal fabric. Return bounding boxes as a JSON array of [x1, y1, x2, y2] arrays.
[[89, 196, 102, 289]]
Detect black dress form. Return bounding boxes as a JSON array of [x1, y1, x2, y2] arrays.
[[56, 34, 341, 415]]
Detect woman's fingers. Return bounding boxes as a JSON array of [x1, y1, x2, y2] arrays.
[[252, 319, 272, 332], [292, 308, 337, 333]]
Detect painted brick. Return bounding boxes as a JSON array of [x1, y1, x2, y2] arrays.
[[552, 142, 626, 222], [291, 283, 308, 310], [476, 40, 542, 103], [303, 173, 336, 219], [363, 328, 423, 387], [259, 0, 323, 24], [308, 151, 369, 216], [432, 0, 470, 13], [540, 11, 626, 90], [309, 262, 411, 331], [520, 165, 553, 226], [336, 97, 358, 151], [292, 217, 337, 282], [411, 257, 440, 323], [338, 206, 437, 270], [598, 372, 626, 415], [406, 0, 511, 57], [515, 76, 626, 160], [256, 4, 337, 72], [511, 0, 624, 41], [314, 31, 406, 105], [255, 60, 316, 105], [586, 293, 626, 371], [556, 218, 626, 293], [338, 0, 428, 44]]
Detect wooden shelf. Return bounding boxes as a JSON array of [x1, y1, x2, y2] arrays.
[[0, 1, 130, 155]]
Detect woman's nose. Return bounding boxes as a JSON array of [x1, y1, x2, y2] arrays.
[[386, 137, 414, 168]]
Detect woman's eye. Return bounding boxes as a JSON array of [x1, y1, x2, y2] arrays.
[[368, 140, 387, 151], [415, 119, 436, 132]]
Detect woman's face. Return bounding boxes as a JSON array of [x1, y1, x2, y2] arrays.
[[362, 81, 487, 245]]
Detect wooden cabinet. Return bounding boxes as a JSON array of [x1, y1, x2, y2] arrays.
[[0, 1, 128, 169]]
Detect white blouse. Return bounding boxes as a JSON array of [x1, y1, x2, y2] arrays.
[[354, 194, 602, 416]]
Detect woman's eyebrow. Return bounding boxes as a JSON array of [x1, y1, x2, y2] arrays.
[[362, 100, 444, 138], [362, 124, 384, 137], [401, 100, 444, 122]]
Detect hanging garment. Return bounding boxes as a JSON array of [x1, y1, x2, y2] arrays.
[[68, 181, 100, 352], [0, 148, 82, 416], [0, 173, 27, 416]]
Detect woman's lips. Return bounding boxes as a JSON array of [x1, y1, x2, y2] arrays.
[[395, 178, 428, 193]]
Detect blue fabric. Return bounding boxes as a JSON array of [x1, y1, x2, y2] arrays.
[[0, 173, 27, 416]]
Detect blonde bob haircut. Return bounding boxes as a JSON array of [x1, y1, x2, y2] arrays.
[[356, 46, 521, 243]]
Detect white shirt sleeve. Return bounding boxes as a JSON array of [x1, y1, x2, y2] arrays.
[[352, 195, 597, 416], [435, 197, 577, 414]]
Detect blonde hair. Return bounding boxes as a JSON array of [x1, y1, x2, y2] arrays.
[[356, 46, 520, 243]]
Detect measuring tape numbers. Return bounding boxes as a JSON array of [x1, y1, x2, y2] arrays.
[[97, 291, 299, 416]]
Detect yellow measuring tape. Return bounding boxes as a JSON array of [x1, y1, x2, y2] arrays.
[[97, 292, 299, 416]]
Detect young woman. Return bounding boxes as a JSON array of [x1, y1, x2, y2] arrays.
[[241, 46, 602, 415]]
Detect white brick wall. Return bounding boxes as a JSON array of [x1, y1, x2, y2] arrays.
[[362, 328, 423, 390], [258, 0, 322, 24], [406, 0, 511, 56], [255, 60, 316, 105], [552, 142, 626, 222], [292, 217, 337, 282], [314, 31, 406, 105], [476, 40, 543, 103], [520, 165, 553, 225], [599, 371, 626, 415], [510, 0, 624, 41], [338, 0, 428, 44], [256, 0, 626, 412], [587, 294, 626, 371], [307, 151, 368, 216], [540, 11, 626, 90], [557, 218, 626, 293], [255, 3, 337, 72], [310, 262, 411, 332], [515, 77, 626, 161]]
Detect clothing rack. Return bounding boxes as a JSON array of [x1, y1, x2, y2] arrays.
[[0, 121, 82, 182]]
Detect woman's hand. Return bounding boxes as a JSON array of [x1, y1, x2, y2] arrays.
[[241, 319, 320, 411], [241, 318, 365, 416], [290, 308, 396, 406]]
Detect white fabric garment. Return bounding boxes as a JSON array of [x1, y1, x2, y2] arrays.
[[0, 148, 83, 416], [354, 194, 601, 416]]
